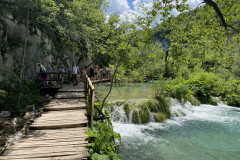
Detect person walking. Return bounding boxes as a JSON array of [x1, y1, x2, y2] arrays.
[[71, 63, 80, 86]]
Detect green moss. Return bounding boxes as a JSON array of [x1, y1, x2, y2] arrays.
[[156, 95, 171, 118], [139, 103, 150, 124], [146, 99, 159, 112], [123, 101, 130, 116], [132, 109, 139, 124], [153, 112, 167, 122], [115, 101, 124, 106], [209, 97, 218, 106], [188, 96, 201, 106]]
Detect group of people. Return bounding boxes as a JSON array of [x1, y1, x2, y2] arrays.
[[40, 62, 88, 86], [89, 66, 113, 80]]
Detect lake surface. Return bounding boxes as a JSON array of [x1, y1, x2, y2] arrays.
[[97, 83, 240, 160], [95, 83, 154, 101]]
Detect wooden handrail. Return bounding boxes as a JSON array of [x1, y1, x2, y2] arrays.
[[86, 75, 94, 129], [87, 77, 95, 91], [37, 72, 71, 88], [85, 75, 108, 129]]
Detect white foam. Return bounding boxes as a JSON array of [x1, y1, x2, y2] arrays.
[[112, 100, 240, 142]]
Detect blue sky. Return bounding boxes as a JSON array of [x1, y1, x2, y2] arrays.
[[106, 0, 203, 21], [128, 0, 135, 10]]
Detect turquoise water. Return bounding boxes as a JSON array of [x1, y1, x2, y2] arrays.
[[98, 83, 240, 160], [95, 83, 154, 101], [113, 103, 240, 160]]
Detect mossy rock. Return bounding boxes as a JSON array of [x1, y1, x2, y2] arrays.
[[188, 96, 200, 106], [115, 101, 125, 106], [209, 97, 218, 106], [146, 99, 159, 112], [123, 102, 130, 116], [153, 112, 167, 122], [139, 103, 150, 124], [156, 95, 171, 118], [132, 109, 139, 124], [123, 102, 136, 118]]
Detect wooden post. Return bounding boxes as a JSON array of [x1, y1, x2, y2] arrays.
[[90, 91, 94, 129], [87, 77, 95, 129]]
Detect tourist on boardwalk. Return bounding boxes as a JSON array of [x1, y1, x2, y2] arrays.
[[81, 67, 87, 82], [100, 67, 103, 79], [97, 67, 101, 80], [94, 66, 98, 80], [58, 65, 65, 79], [89, 65, 94, 80], [71, 63, 80, 86], [40, 62, 48, 86], [103, 68, 106, 79]]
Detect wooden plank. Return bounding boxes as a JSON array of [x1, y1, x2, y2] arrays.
[[1, 150, 89, 159], [20, 138, 87, 143], [54, 92, 85, 98], [49, 99, 86, 105], [44, 104, 86, 111], [27, 127, 88, 134], [11, 141, 88, 148], [0, 153, 90, 160], [29, 122, 87, 130], [1, 83, 91, 159], [22, 134, 88, 140], [33, 119, 88, 124]]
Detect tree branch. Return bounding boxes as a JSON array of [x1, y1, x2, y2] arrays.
[[85, 32, 112, 68], [204, 0, 239, 33], [101, 34, 134, 109]]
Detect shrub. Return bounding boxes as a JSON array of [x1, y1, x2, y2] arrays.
[[86, 120, 122, 160], [171, 83, 192, 102], [226, 94, 240, 107], [186, 80, 212, 104]]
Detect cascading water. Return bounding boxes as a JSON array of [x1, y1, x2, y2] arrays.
[[97, 83, 240, 160], [110, 101, 240, 160]]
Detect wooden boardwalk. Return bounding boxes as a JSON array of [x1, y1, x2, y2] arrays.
[[0, 83, 90, 160]]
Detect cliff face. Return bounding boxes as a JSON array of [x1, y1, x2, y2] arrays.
[[0, 15, 90, 80], [153, 29, 171, 52]]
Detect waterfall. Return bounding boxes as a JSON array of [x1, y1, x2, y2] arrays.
[[110, 104, 128, 123]]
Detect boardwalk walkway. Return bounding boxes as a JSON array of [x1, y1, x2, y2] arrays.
[[0, 83, 90, 160]]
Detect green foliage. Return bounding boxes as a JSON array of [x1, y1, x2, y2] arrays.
[[132, 109, 140, 124], [86, 120, 122, 160], [171, 83, 192, 102], [153, 112, 167, 122], [186, 80, 212, 104], [226, 94, 240, 107], [153, 71, 240, 107], [138, 102, 150, 124], [146, 99, 159, 112], [155, 95, 171, 118], [0, 75, 42, 115]]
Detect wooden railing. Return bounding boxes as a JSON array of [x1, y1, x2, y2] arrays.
[[85, 76, 109, 129], [37, 72, 71, 88], [86, 76, 95, 129]]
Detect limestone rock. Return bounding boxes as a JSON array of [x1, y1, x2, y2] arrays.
[[0, 111, 11, 118]]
